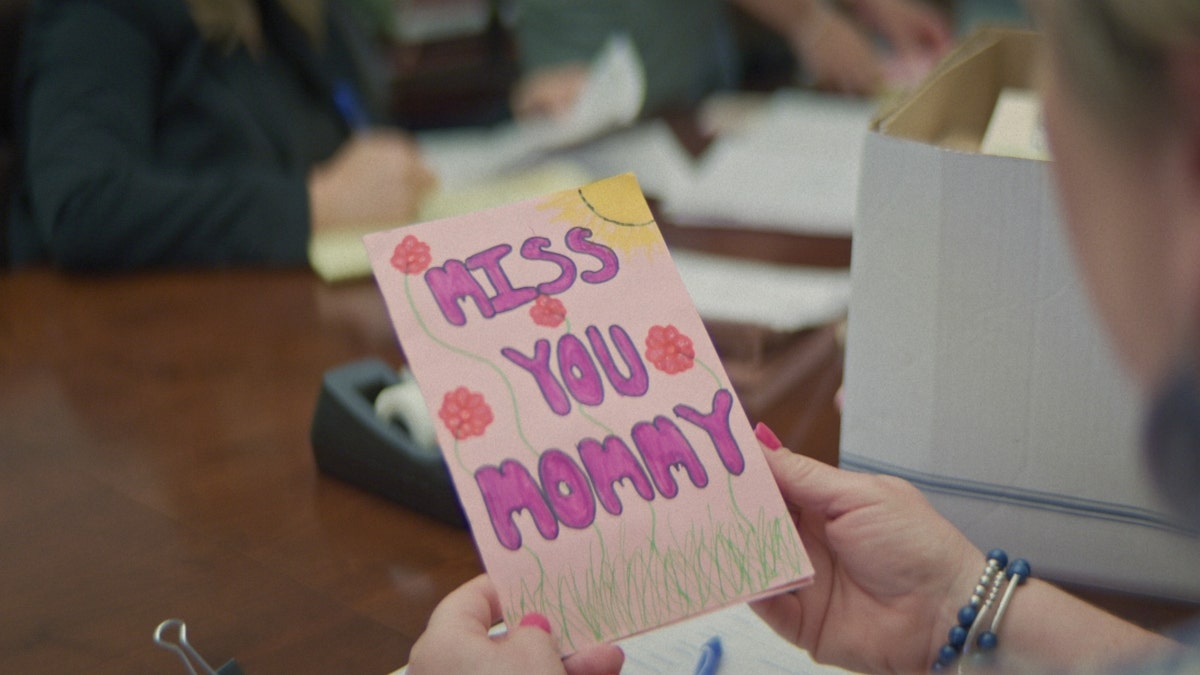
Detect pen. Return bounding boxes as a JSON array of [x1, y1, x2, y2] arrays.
[[693, 635, 722, 675], [332, 79, 369, 130]]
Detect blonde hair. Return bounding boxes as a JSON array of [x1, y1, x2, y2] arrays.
[[185, 0, 325, 53], [1033, 0, 1200, 143]]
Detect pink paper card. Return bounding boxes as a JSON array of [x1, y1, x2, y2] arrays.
[[364, 173, 812, 653]]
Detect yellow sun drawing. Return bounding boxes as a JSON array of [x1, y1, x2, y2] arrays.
[[539, 174, 665, 257]]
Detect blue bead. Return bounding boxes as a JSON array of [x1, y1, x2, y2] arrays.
[[931, 661, 946, 672], [957, 604, 978, 627], [977, 630, 999, 651], [986, 548, 1009, 569], [937, 644, 959, 664], [1007, 558, 1032, 582], [948, 625, 967, 648]]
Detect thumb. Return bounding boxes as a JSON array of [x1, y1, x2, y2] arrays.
[[498, 613, 565, 669], [563, 643, 625, 675], [755, 424, 872, 519]]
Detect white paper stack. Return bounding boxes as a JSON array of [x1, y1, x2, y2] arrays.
[[664, 91, 876, 235]]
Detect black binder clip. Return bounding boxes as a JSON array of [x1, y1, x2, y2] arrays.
[[153, 619, 246, 675]]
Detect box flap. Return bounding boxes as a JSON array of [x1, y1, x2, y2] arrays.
[[873, 27, 1041, 153]]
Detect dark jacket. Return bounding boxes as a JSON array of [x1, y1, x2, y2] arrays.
[[7, 0, 383, 270]]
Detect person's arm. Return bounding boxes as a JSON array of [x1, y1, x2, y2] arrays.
[[511, 0, 615, 78], [22, 0, 311, 270], [748, 425, 1181, 672], [508, 0, 615, 119], [840, 0, 952, 58], [307, 130, 434, 235], [729, 0, 882, 94], [977, 577, 1179, 671]]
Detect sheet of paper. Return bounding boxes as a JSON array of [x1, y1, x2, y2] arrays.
[[979, 88, 1049, 161], [390, 603, 854, 675], [394, 0, 490, 43], [417, 32, 645, 191], [664, 90, 876, 235], [552, 119, 696, 201], [308, 33, 648, 283], [308, 161, 595, 283], [619, 602, 856, 674], [672, 249, 850, 332], [365, 174, 812, 654]]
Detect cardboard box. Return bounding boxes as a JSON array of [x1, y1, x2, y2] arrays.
[[840, 28, 1200, 600]]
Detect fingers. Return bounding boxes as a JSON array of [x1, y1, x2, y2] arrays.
[[750, 590, 807, 647], [422, 578, 622, 675], [357, 130, 437, 187], [862, 0, 953, 57], [311, 128, 439, 228], [563, 643, 625, 675], [511, 65, 589, 119], [368, 130, 438, 201], [498, 614, 564, 667], [800, 15, 884, 95], [904, 4, 952, 54], [424, 574, 504, 636], [409, 575, 516, 674], [502, 613, 623, 675], [756, 431, 874, 519], [406, 157, 439, 207]]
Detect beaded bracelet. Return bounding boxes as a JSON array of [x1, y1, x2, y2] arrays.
[[932, 549, 1031, 672]]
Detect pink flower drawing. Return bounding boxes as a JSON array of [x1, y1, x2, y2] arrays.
[[530, 294, 567, 328], [644, 324, 695, 374], [390, 235, 431, 275], [438, 386, 494, 440]]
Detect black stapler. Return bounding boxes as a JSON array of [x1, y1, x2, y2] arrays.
[[310, 358, 466, 527]]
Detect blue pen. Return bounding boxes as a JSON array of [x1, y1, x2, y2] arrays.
[[693, 635, 722, 675], [332, 79, 369, 130]]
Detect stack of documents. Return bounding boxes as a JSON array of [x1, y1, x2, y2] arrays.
[[664, 91, 877, 236]]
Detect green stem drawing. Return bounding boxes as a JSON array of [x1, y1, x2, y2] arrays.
[[696, 356, 723, 390], [404, 275, 538, 459], [451, 438, 468, 474], [694, 356, 757, 533]]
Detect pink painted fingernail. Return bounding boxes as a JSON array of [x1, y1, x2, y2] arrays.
[[519, 612, 552, 634], [754, 422, 782, 450]]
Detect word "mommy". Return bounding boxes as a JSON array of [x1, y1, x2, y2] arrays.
[[474, 390, 746, 550]]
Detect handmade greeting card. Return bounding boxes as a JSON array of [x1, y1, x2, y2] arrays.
[[364, 173, 812, 653]]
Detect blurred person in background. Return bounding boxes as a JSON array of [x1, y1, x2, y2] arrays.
[[510, 0, 953, 119], [7, 0, 435, 270]]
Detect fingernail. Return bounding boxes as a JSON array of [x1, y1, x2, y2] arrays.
[[754, 422, 782, 450], [519, 612, 552, 634]]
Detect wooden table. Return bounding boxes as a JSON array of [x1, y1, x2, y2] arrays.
[[0, 270, 482, 674], [2, 241, 1195, 674], [0, 250, 847, 674]]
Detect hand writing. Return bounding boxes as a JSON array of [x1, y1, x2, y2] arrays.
[[308, 130, 437, 235]]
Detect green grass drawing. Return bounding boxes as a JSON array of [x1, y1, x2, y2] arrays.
[[503, 498, 808, 651]]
